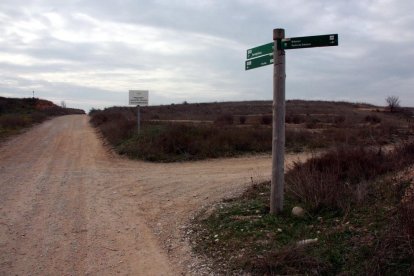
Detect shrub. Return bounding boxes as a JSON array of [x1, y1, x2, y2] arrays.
[[89, 107, 137, 145], [366, 190, 414, 275], [305, 119, 319, 129], [334, 115, 345, 125], [214, 114, 234, 125], [100, 119, 136, 145], [88, 108, 101, 116], [118, 124, 272, 161], [239, 116, 247, 125], [286, 129, 323, 152], [249, 246, 330, 275], [286, 144, 414, 212], [286, 115, 305, 124], [292, 115, 305, 124], [365, 115, 381, 124], [0, 114, 30, 129], [30, 112, 48, 123], [90, 107, 135, 127], [400, 198, 414, 238], [261, 115, 272, 125], [43, 106, 65, 116]]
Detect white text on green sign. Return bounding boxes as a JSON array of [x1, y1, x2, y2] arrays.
[[245, 54, 273, 70], [282, 34, 338, 50], [246, 42, 274, 59]]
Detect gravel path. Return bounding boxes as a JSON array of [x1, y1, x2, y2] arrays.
[[0, 115, 311, 275]]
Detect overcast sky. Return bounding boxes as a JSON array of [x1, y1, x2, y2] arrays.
[[0, 0, 413, 111]]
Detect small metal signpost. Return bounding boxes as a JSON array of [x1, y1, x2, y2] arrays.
[[245, 29, 338, 214], [129, 90, 149, 133]]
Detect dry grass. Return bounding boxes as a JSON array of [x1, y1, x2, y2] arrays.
[[249, 246, 330, 275], [0, 97, 85, 141], [214, 113, 234, 125], [90, 106, 329, 161], [90, 107, 136, 145], [117, 123, 272, 161], [89, 101, 414, 162], [192, 142, 414, 275], [0, 114, 30, 129], [286, 143, 414, 212]]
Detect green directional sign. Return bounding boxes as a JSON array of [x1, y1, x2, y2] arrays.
[[246, 42, 274, 59], [245, 54, 273, 70], [281, 34, 338, 50], [245, 33, 338, 70]]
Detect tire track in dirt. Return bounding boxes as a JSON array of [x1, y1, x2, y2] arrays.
[[0, 115, 312, 275]]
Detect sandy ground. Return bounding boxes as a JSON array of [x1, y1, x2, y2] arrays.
[[0, 115, 312, 275]]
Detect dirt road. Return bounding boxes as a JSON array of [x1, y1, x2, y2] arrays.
[[0, 115, 311, 275]]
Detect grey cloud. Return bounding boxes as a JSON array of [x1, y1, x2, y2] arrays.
[[1, 0, 414, 110]]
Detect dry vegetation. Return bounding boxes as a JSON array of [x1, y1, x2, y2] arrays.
[[0, 97, 85, 140], [191, 142, 414, 275], [89, 99, 414, 273], [89, 100, 414, 162], [286, 144, 414, 212]]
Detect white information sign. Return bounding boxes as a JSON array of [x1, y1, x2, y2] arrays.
[[129, 90, 149, 106]]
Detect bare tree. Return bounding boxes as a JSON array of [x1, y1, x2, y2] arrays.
[[386, 96, 400, 113], [61, 100, 66, 108]]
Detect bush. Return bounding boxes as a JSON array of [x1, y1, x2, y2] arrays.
[[90, 107, 135, 127], [239, 116, 247, 125], [100, 119, 136, 145], [261, 115, 272, 125], [30, 112, 48, 123], [250, 246, 330, 275], [0, 114, 30, 129], [90, 108, 136, 145], [88, 108, 101, 116], [286, 143, 414, 212], [293, 115, 305, 124], [286, 129, 324, 152], [214, 114, 234, 125], [400, 198, 414, 238], [365, 115, 381, 124], [118, 124, 272, 162], [305, 119, 320, 129], [366, 189, 414, 275], [333, 115, 345, 125]]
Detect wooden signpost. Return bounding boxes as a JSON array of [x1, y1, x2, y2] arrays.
[[245, 29, 338, 214]]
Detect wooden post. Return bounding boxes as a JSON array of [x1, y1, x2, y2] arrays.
[[270, 28, 286, 214], [137, 105, 141, 133]]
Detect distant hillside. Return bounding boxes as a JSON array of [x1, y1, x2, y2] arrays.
[[146, 100, 378, 120], [93, 100, 381, 122], [0, 96, 85, 140], [0, 97, 85, 116]]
